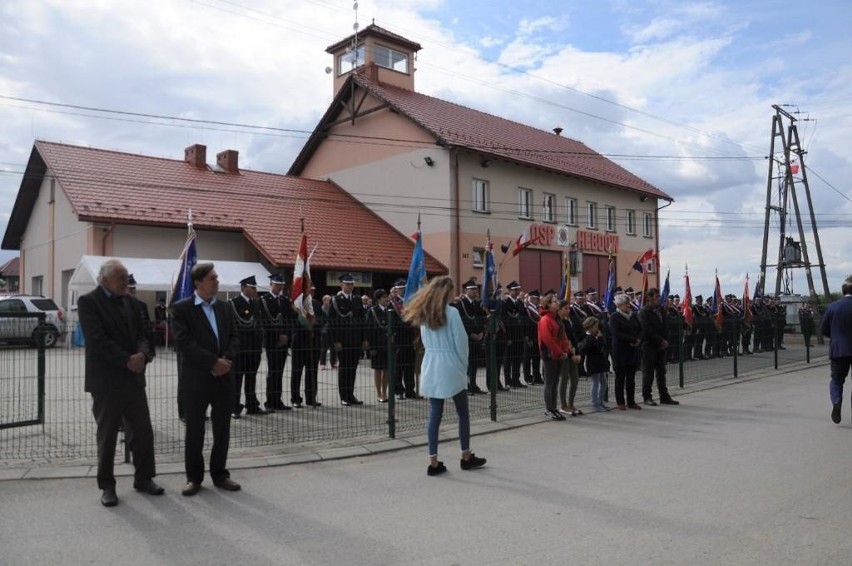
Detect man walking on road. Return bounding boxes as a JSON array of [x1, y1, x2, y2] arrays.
[[822, 276, 852, 424]]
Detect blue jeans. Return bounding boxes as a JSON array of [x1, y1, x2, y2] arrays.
[[427, 391, 470, 457], [589, 372, 606, 407], [829, 357, 852, 405]]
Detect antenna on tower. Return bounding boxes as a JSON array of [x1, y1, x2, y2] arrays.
[[758, 105, 830, 303], [350, 1, 360, 125]]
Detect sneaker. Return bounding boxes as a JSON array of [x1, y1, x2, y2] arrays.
[[832, 403, 842, 424], [460, 453, 487, 470], [427, 462, 447, 476]]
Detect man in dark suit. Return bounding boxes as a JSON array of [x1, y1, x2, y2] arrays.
[[329, 273, 369, 405], [229, 275, 266, 418], [78, 259, 162, 507], [390, 279, 418, 399], [171, 263, 241, 496], [260, 272, 295, 411], [638, 287, 679, 406], [823, 276, 852, 424]]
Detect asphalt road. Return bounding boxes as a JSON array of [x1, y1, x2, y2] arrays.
[[2, 362, 850, 566]]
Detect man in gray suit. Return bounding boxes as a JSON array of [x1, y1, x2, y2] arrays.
[[78, 259, 162, 507], [171, 263, 241, 495]]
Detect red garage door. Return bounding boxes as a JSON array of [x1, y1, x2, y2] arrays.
[[518, 249, 563, 293], [581, 254, 613, 293]]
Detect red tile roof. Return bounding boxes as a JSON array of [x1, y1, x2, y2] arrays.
[[0, 256, 19, 277], [326, 23, 423, 54], [291, 72, 672, 201], [2, 141, 445, 274]]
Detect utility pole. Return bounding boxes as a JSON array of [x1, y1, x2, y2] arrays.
[[758, 105, 830, 302]]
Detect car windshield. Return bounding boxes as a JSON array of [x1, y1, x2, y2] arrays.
[[30, 299, 59, 311]]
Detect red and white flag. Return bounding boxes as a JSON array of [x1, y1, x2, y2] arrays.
[[682, 266, 694, 329], [511, 226, 532, 257], [291, 231, 314, 320], [743, 274, 752, 328]]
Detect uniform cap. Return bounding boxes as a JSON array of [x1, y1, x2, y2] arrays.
[[586, 288, 597, 295], [240, 275, 257, 287], [527, 289, 541, 297], [338, 273, 356, 284], [507, 281, 521, 290], [392, 278, 406, 289], [269, 272, 286, 284], [127, 274, 137, 288], [573, 290, 585, 298], [463, 277, 479, 289]]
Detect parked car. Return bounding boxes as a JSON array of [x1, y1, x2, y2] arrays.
[[0, 295, 67, 348]]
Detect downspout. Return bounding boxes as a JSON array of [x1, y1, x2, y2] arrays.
[[452, 149, 461, 290], [101, 222, 116, 256], [655, 198, 672, 287]]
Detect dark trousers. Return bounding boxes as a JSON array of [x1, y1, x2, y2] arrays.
[[320, 331, 337, 366], [395, 345, 416, 396], [266, 346, 288, 405], [184, 377, 232, 484], [542, 358, 561, 412], [523, 340, 542, 381], [489, 339, 507, 390], [614, 363, 637, 406], [641, 347, 670, 401], [234, 349, 262, 412], [176, 351, 185, 419], [291, 344, 320, 404], [467, 340, 482, 391], [337, 344, 361, 402], [91, 387, 156, 490], [504, 339, 525, 385]]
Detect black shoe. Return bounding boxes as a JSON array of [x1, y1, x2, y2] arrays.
[[306, 401, 322, 407], [660, 398, 680, 405], [497, 385, 510, 392], [427, 462, 447, 476], [101, 489, 118, 507], [133, 479, 165, 495], [181, 481, 201, 496], [778, 345, 786, 350], [231, 412, 241, 419], [513, 382, 528, 389], [292, 402, 303, 408], [644, 398, 658, 406], [350, 397, 364, 405], [246, 406, 268, 415], [341, 400, 351, 406], [832, 403, 842, 424], [460, 453, 487, 470], [214, 478, 241, 492]]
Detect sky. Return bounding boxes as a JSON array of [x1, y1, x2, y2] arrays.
[[1, 0, 850, 297]]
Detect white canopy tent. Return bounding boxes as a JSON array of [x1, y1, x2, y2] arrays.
[[67, 255, 271, 308]]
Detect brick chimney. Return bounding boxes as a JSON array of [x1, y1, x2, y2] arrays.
[[216, 149, 239, 174], [184, 144, 207, 169]]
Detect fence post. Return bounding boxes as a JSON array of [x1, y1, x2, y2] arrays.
[[387, 308, 396, 439], [677, 314, 684, 389], [733, 313, 739, 378], [487, 315, 497, 422], [37, 312, 46, 427]]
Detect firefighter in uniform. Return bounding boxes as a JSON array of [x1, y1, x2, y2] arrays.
[[454, 278, 486, 395], [390, 279, 418, 399], [329, 273, 369, 405], [261, 272, 295, 412], [502, 281, 527, 388], [230, 276, 266, 417], [522, 290, 543, 385]]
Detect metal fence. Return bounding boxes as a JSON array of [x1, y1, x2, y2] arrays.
[[0, 310, 826, 467]]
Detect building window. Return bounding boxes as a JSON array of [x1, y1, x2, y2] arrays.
[[518, 188, 532, 219], [587, 201, 598, 229], [605, 206, 616, 232], [472, 179, 489, 213], [626, 210, 636, 235], [338, 44, 365, 75], [374, 44, 408, 73], [31, 275, 43, 296], [543, 193, 556, 223], [472, 247, 484, 268], [565, 197, 577, 226], [643, 212, 653, 237]]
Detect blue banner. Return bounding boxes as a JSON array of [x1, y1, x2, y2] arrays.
[[171, 231, 197, 305], [403, 231, 426, 304], [660, 270, 670, 304], [482, 242, 499, 311], [603, 256, 616, 312]]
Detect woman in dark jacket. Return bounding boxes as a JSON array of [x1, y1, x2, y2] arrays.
[[609, 293, 643, 410]]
